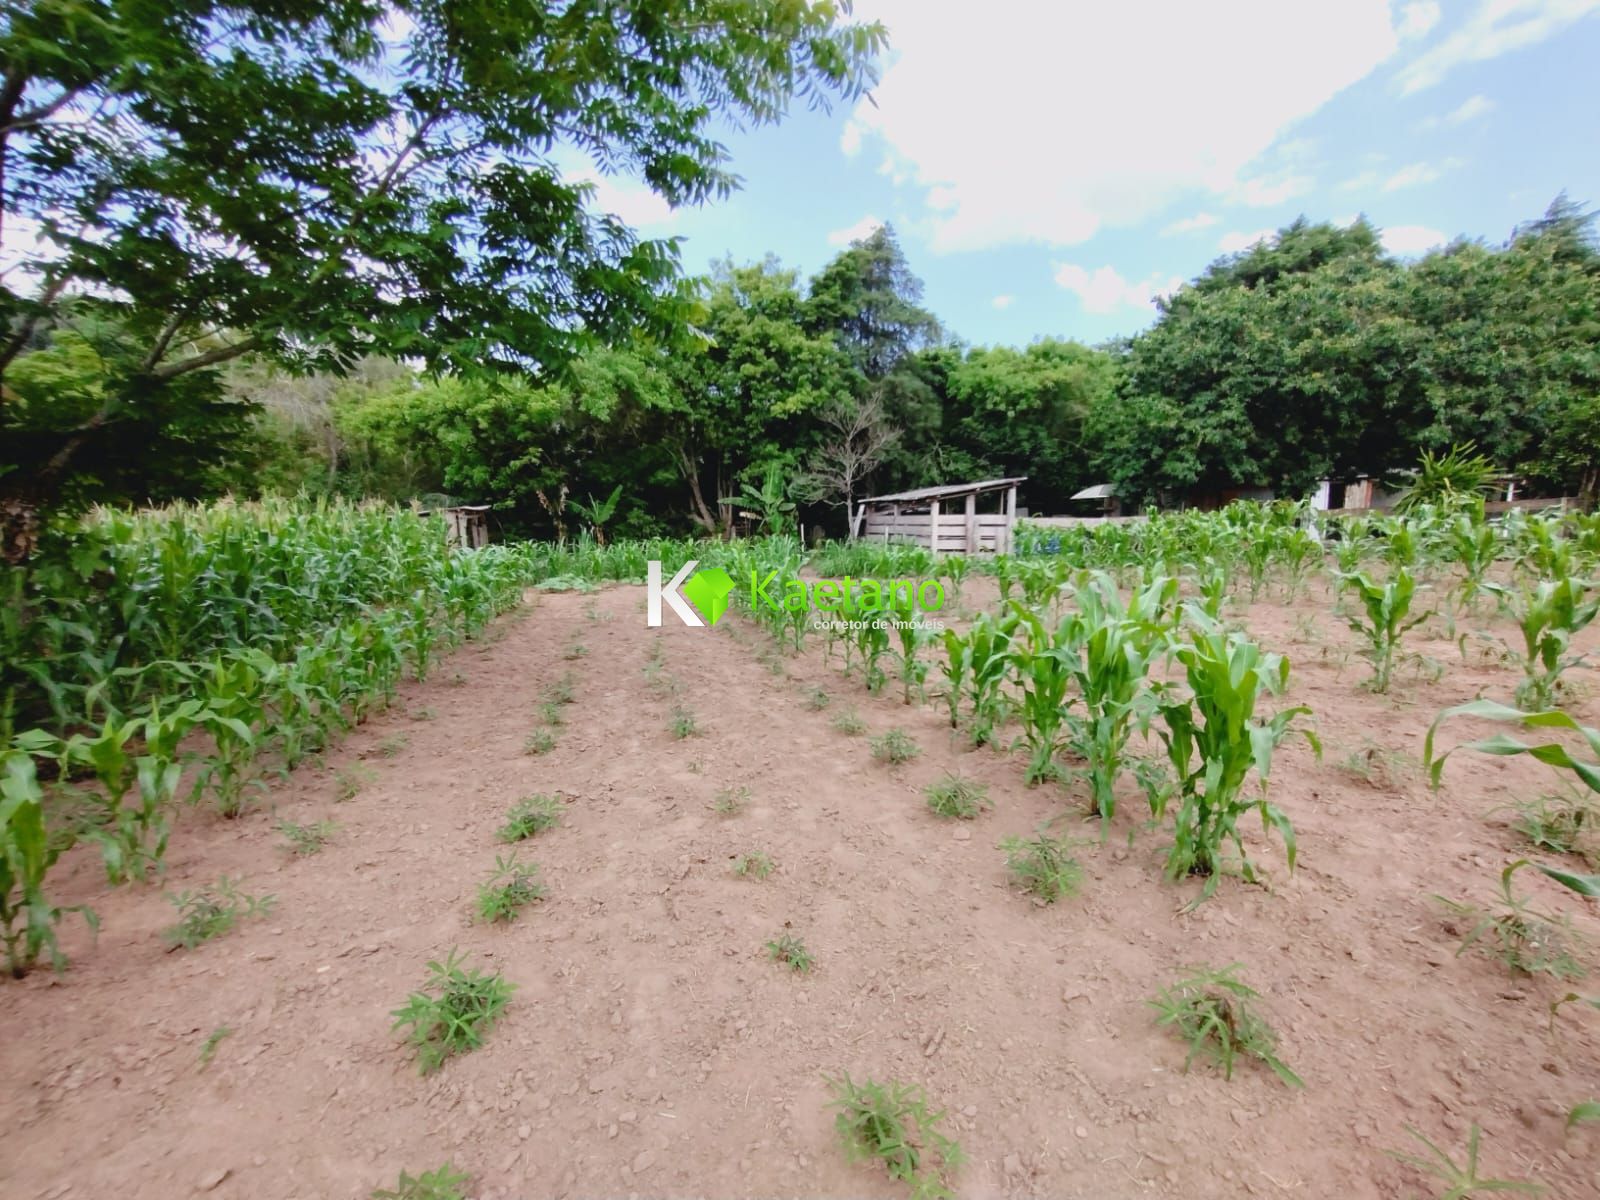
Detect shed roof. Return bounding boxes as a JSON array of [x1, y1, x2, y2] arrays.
[[1071, 483, 1117, 501], [860, 477, 1026, 506]]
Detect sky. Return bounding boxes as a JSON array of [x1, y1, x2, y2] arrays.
[[596, 0, 1600, 348]]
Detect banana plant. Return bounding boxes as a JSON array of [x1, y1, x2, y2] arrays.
[[1153, 609, 1318, 899]]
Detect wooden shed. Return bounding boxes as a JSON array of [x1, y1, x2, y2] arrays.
[[418, 504, 492, 549], [851, 477, 1024, 554]]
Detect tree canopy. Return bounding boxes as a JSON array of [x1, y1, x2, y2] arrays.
[[0, 0, 886, 556]]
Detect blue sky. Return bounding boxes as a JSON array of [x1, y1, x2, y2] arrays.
[[594, 0, 1600, 349]]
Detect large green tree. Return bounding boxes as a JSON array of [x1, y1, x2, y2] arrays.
[[0, 0, 884, 558]]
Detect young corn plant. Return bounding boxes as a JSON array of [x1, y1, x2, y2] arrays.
[[475, 853, 545, 923], [1338, 567, 1431, 693], [1059, 571, 1176, 823], [1, 751, 97, 977], [390, 949, 514, 1075], [1006, 604, 1076, 785], [1149, 964, 1303, 1088], [1484, 577, 1600, 711], [939, 610, 1017, 747], [825, 1072, 964, 1200], [1153, 611, 1317, 899]]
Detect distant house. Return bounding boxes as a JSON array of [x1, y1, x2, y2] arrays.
[[852, 477, 1024, 554], [1069, 483, 1121, 517]]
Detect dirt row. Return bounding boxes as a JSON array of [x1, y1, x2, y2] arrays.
[[3, 579, 1600, 1199]]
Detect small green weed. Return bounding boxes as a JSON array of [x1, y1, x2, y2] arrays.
[[670, 705, 698, 739], [870, 728, 920, 765], [804, 686, 831, 711], [1435, 860, 1586, 980], [832, 708, 867, 736], [1387, 1124, 1542, 1197], [335, 764, 376, 801], [524, 727, 557, 755], [1507, 791, 1599, 863], [378, 733, 408, 758], [543, 675, 576, 706], [498, 794, 563, 842], [923, 773, 989, 820], [564, 641, 590, 660], [825, 1072, 964, 1200], [733, 851, 775, 879], [713, 785, 751, 817], [538, 701, 566, 726], [198, 1025, 232, 1067], [409, 706, 438, 721], [164, 878, 276, 949], [371, 1164, 471, 1200], [999, 832, 1082, 902], [1150, 964, 1303, 1087], [765, 933, 814, 974], [390, 949, 514, 1075], [475, 853, 546, 923], [276, 818, 336, 856]]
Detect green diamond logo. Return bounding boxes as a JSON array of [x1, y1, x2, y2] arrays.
[[680, 567, 735, 626]]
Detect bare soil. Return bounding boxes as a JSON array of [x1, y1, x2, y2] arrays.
[[5, 579, 1600, 1199]]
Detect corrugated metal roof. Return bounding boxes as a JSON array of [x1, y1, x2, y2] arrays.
[[860, 477, 1027, 505], [1071, 483, 1117, 500]]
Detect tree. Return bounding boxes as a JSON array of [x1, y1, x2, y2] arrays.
[[944, 339, 1118, 512], [0, 0, 886, 558], [794, 391, 901, 522], [664, 259, 852, 536], [804, 223, 941, 380]]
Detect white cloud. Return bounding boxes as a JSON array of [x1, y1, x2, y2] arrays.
[[1422, 93, 1495, 127], [1162, 212, 1221, 236], [560, 157, 676, 229], [1397, 0, 1600, 94], [1053, 263, 1182, 314], [1338, 169, 1383, 191], [1382, 161, 1442, 191], [991, 293, 1015, 310], [840, 119, 864, 156], [825, 214, 885, 246], [1397, 1, 1442, 39], [846, 0, 1401, 252], [1228, 173, 1316, 207], [1218, 228, 1276, 253], [1382, 157, 1462, 190], [1381, 224, 1447, 253]]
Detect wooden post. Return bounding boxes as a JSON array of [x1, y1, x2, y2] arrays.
[[1003, 485, 1017, 553], [928, 499, 940, 555], [964, 491, 977, 555]]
